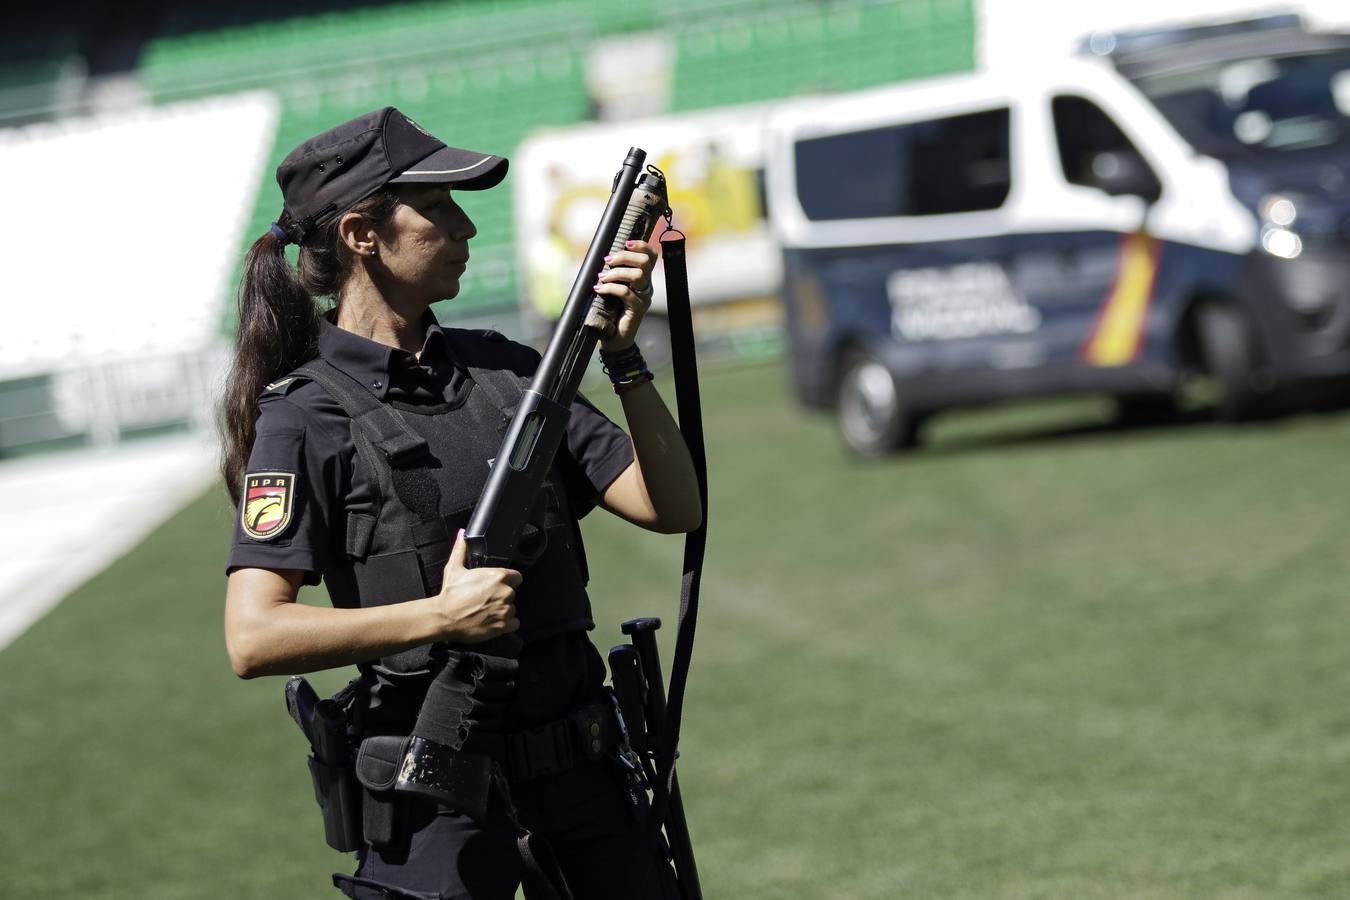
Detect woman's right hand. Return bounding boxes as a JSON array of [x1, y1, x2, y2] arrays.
[[433, 530, 522, 643]]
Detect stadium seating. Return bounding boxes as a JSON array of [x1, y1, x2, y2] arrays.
[[0, 0, 973, 454], [135, 0, 975, 320]]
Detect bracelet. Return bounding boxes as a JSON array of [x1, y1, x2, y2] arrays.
[[599, 343, 644, 369], [599, 344, 647, 381], [600, 344, 653, 394], [613, 370, 655, 395]]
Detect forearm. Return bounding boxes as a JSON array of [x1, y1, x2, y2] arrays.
[[580, 238, 701, 531], [613, 379, 702, 532], [226, 572, 444, 677]]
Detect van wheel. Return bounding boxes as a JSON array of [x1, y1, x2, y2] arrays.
[[836, 351, 919, 455], [1195, 302, 1264, 421]]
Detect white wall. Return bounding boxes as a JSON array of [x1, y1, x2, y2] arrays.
[[0, 92, 280, 448], [0, 92, 280, 380]]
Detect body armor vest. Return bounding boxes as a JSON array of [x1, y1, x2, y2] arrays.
[[285, 329, 594, 694]]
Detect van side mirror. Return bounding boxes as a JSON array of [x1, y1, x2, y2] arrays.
[[1089, 151, 1160, 202]]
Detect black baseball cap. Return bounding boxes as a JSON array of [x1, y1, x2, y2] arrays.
[[276, 107, 508, 232]]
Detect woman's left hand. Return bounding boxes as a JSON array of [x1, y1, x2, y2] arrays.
[[595, 240, 658, 352]]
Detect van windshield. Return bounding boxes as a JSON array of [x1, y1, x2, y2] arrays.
[[1130, 48, 1350, 156]]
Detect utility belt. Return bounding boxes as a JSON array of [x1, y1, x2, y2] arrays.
[[290, 615, 696, 900], [287, 676, 623, 852]]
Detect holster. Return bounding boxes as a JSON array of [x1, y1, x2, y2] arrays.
[[289, 676, 365, 853], [308, 753, 364, 852]]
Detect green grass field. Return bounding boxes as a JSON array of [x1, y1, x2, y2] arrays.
[[4, 357, 1350, 898]]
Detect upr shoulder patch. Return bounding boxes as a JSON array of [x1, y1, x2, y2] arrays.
[[241, 472, 296, 540]]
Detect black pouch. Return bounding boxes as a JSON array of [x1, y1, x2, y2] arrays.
[[355, 735, 412, 847]]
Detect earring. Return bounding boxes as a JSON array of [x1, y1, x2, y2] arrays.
[[370, 248, 379, 257]]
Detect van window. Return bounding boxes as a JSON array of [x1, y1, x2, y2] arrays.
[[794, 124, 910, 220], [1130, 49, 1350, 157], [1052, 95, 1162, 202], [794, 108, 1012, 220]]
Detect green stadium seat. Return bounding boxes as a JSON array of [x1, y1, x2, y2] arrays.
[[138, 0, 974, 322]]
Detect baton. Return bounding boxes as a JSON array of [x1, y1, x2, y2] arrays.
[[622, 618, 703, 900]]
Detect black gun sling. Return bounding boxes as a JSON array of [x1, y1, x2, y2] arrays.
[[648, 233, 707, 837]]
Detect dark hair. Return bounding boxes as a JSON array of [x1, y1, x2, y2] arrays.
[[221, 191, 401, 504]]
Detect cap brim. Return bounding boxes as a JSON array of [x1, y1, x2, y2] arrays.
[[389, 146, 508, 190]]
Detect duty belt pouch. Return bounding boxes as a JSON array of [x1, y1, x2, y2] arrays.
[[355, 735, 412, 847], [568, 702, 618, 763]]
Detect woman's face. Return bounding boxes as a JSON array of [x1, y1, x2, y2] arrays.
[[375, 184, 477, 303]]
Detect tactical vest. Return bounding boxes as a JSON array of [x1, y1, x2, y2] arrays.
[[278, 329, 593, 706]]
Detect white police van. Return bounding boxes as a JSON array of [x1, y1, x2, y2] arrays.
[[766, 15, 1350, 454]]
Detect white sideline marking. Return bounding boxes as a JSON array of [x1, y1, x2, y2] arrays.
[[0, 435, 217, 652]]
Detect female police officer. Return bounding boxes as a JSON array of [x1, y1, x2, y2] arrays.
[[220, 107, 699, 899]]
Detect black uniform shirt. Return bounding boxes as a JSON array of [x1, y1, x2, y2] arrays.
[[226, 314, 634, 584]]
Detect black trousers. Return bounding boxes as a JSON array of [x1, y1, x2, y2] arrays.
[[333, 759, 680, 900]]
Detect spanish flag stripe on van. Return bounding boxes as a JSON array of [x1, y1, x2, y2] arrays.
[[1082, 233, 1162, 368]]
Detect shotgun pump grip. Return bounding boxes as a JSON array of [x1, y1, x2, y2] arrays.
[[583, 170, 669, 335]]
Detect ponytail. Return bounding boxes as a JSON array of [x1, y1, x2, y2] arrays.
[[220, 191, 403, 504], [221, 213, 318, 505]]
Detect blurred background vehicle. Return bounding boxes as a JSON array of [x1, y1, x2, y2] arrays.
[[769, 13, 1350, 455]]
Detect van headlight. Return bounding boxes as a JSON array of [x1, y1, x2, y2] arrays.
[[1260, 225, 1303, 259], [1259, 194, 1297, 227], [1257, 195, 1302, 259]]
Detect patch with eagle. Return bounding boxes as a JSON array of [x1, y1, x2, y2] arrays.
[[241, 472, 296, 540]]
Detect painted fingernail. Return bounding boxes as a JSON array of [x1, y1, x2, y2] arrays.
[[603, 255, 612, 262], [625, 240, 635, 248]]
